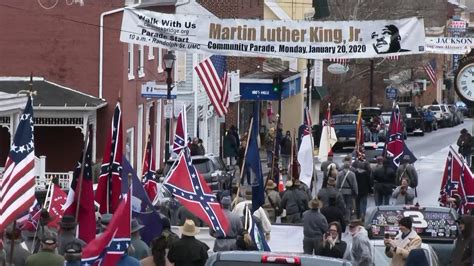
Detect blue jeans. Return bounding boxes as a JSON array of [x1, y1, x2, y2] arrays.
[[281, 155, 290, 170], [356, 194, 368, 219], [371, 132, 379, 142], [375, 192, 391, 206], [266, 150, 273, 166], [462, 153, 472, 167]]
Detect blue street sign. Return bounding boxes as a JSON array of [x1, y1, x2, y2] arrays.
[[385, 86, 398, 100]]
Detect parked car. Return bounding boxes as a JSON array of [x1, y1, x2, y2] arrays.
[[364, 205, 459, 266], [369, 240, 439, 265], [331, 114, 371, 149], [448, 104, 464, 125], [206, 251, 352, 266], [425, 104, 453, 127], [400, 106, 424, 136], [162, 154, 234, 195], [422, 108, 438, 132], [455, 101, 469, 117]]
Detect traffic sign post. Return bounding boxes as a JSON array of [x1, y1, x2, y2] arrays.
[[385, 86, 398, 100]]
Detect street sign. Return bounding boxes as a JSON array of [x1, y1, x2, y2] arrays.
[[164, 100, 174, 119], [141, 81, 176, 99], [385, 86, 398, 100]]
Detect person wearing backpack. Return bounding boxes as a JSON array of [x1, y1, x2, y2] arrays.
[[336, 156, 358, 224], [263, 180, 282, 223], [396, 155, 418, 189]]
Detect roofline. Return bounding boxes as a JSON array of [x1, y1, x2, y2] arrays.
[[34, 101, 108, 111], [0, 77, 106, 104]]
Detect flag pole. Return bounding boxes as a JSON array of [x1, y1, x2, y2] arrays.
[[307, 109, 316, 196], [289, 129, 295, 182], [269, 115, 280, 188], [75, 122, 90, 223], [43, 176, 53, 209], [232, 117, 254, 209], [141, 125, 151, 180]]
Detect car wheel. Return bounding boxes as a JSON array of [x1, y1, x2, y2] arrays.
[[420, 131, 424, 136]]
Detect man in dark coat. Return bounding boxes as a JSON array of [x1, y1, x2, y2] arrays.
[[130, 219, 150, 260], [320, 196, 346, 231], [317, 176, 345, 213], [302, 198, 328, 255], [457, 128, 472, 166], [223, 130, 238, 165], [450, 215, 473, 266], [396, 155, 418, 188], [280, 181, 308, 224], [352, 157, 373, 220], [4, 223, 31, 266], [280, 131, 292, 173], [177, 205, 205, 227], [168, 219, 209, 266], [57, 216, 86, 256], [372, 158, 396, 206]]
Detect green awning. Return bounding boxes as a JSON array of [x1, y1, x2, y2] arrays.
[[312, 86, 328, 100]]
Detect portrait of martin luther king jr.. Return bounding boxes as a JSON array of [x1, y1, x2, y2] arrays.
[[371, 25, 410, 54]]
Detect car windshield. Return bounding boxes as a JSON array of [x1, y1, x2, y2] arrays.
[[332, 116, 357, 124], [429, 106, 440, 111], [193, 159, 211, 174]]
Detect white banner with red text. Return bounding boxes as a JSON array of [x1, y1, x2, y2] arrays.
[[120, 8, 426, 59]]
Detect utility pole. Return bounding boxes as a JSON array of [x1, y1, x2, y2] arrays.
[[369, 59, 374, 106], [306, 60, 313, 109]]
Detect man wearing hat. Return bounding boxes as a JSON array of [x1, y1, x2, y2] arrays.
[[57, 215, 85, 255], [63, 242, 82, 266], [4, 223, 31, 266], [302, 198, 328, 255], [396, 154, 418, 189], [336, 156, 358, 223], [263, 180, 282, 223], [384, 217, 421, 266], [168, 219, 209, 266], [280, 180, 308, 224], [348, 219, 372, 266], [25, 231, 65, 265], [321, 151, 339, 189], [130, 218, 150, 260], [457, 128, 472, 166], [210, 196, 242, 251], [317, 176, 345, 213]]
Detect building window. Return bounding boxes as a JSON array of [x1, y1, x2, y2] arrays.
[[126, 127, 135, 166], [137, 105, 144, 176], [175, 51, 186, 83], [148, 46, 154, 60], [128, 43, 135, 80], [138, 45, 145, 78], [157, 48, 164, 73]]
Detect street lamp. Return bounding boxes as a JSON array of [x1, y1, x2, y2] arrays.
[[163, 50, 176, 162]]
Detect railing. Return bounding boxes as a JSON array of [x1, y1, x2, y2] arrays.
[[36, 172, 73, 190]]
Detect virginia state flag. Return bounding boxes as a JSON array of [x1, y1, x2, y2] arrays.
[[245, 104, 265, 213], [122, 158, 163, 246], [82, 190, 131, 266]]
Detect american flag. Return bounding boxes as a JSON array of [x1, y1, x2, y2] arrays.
[[424, 59, 437, 88], [82, 191, 131, 266], [194, 55, 229, 117], [0, 96, 36, 232], [96, 103, 123, 214], [63, 125, 96, 243], [439, 148, 474, 214], [173, 105, 188, 153], [163, 150, 229, 237]]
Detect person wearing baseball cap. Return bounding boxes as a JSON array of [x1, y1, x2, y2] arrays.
[[384, 216, 422, 265]]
